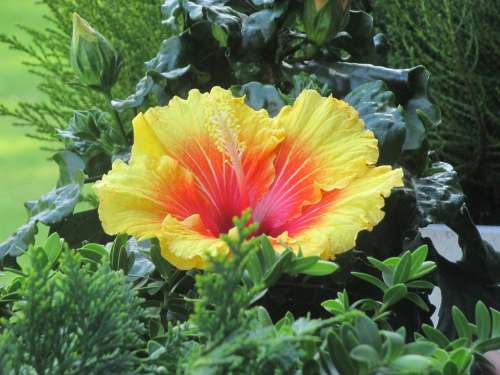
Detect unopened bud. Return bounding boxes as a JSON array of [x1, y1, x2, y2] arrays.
[[70, 13, 121, 92], [304, 0, 352, 45]]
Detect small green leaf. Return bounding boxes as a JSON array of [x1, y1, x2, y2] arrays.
[[452, 306, 472, 343], [322, 299, 345, 315], [352, 271, 387, 291], [410, 245, 428, 275], [443, 361, 459, 375], [300, 260, 338, 276], [406, 280, 434, 289], [259, 235, 278, 269], [383, 283, 408, 307], [411, 261, 437, 280], [287, 255, 320, 273], [263, 249, 293, 286], [422, 324, 450, 348], [356, 315, 382, 350], [246, 251, 264, 283], [381, 331, 405, 362], [0, 271, 22, 289], [44, 233, 63, 265], [475, 337, 500, 352], [110, 234, 129, 272], [492, 308, 500, 337], [150, 240, 174, 280], [475, 301, 491, 340], [449, 347, 473, 372], [326, 331, 356, 374], [404, 341, 437, 356], [393, 251, 412, 284], [392, 354, 432, 372], [255, 305, 273, 327], [350, 344, 380, 365], [367, 256, 392, 274], [405, 292, 430, 311], [16, 250, 33, 273]]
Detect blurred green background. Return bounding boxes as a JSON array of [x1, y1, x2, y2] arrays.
[[0, 1, 57, 240]]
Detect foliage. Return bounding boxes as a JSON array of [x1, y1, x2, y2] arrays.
[[0, 247, 146, 374], [372, 0, 500, 223], [0, 0, 166, 142], [139, 214, 500, 374], [1, 0, 500, 373]]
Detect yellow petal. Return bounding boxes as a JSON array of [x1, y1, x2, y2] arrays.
[[94, 155, 207, 240], [130, 113, 165, 162], [159, 214, 229, 270], [134, 87, 284, 204], [284, 166, 404, 257], [273, 89, 379, 192]]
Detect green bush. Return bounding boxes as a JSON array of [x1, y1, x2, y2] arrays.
[[0, 0, 166, 142], [0, 248, 146, 374], [373, 0, 500, 222]]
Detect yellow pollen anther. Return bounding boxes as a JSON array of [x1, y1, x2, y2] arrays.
[[205, 96, 248, 205]]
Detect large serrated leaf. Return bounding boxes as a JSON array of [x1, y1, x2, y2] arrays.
[[345, 80, 406, 165]]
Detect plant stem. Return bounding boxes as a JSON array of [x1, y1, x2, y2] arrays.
[[105, 90, 128, 144]]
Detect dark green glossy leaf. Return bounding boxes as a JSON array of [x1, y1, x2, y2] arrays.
[[282, 61, 440, 159], [240, 2, 287, 56], [231, 81, 285, 117], [345, 80, 406, 165], [125, 238, 155, 281], [411, 162, 464, 226], [49, 210, 112, 248]]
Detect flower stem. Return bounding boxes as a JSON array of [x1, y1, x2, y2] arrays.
[[106, 90, 128, 144]]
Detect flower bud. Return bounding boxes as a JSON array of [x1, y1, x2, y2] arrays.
[[304, 0, 351, 45], [70, 13, 121, 92]]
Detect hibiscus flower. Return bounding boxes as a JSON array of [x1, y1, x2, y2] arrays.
[[95, 87, 403, 269]]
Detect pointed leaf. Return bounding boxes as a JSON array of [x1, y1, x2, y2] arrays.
[[422, 324, 450, 348], [300, 260, 338, 276], [383, 283, 407, 307], [405, 292, 430, 311], [410, 245, 428, 276], [393, 251, 412, 284], [475, 301, 491, 341], [452, 306, 472, 343], [352, 271, 387, 291]]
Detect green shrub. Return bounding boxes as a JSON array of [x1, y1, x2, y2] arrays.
[[142, 214, 500, 374], [0, 0, 166, 142], [0, 249, 146, 374], [373, 0, 500, 222]]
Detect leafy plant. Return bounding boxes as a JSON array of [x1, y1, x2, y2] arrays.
[[373, 0, 500, 223], [140, 213, 500, 374], [0, 249, 146, 374]]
